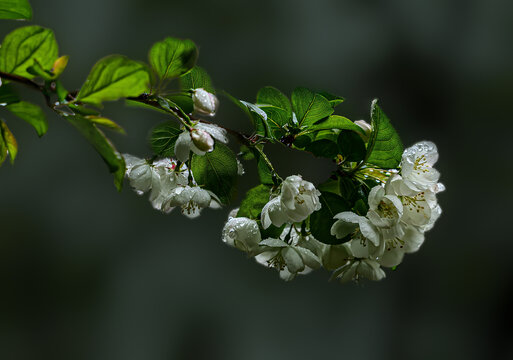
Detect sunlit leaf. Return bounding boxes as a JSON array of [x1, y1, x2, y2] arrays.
[[76, 55, 151, 106], [0, 25, 58, 78]]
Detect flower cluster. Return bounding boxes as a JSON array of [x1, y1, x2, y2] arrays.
[[123, 155, 221, 218], [329, 141, 444, 282], [221, 141, 444, 283]]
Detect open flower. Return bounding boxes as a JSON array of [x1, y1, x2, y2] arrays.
[[367, 185, 404, 241], [164, 185, 221, 218], [331, 258, 386, 283], [123, 154, 160, 195], [260, 175, 321, 229], [331, 211, 381, 259], [192, 88, 219, 116], [255, 237, 321, 281], [377, 225, 425, 268], [400, 141, 440, 193], [174, 122, 228, 162]]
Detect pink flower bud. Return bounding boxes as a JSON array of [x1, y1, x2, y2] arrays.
[[192, 88, 218, 116], [191, 129, 214, 152]]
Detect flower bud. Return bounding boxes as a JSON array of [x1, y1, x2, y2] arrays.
[[222, 217, 262, 254], [192, 88, 218, 116], [354, 120, 372, 142], [191, 129, 214, 152]]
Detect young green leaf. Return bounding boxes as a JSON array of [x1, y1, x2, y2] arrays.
[[237, 184, 272, 219], [364, 100, 403, 169], [5, 101, 48, 137], [0, 0, 32, 20], [179, 66, 214, 93], [223, 91, 270, 138], [0, 83, 20, 105], [165, 94, 194, 114], [0, 120, 17, 164], [191, 142, 238, 205], [76, 55, 151, 107], [291, 87, 333, 127], [309, 191, 351, 245], [305, 139, 339, 159], [309, 115, 364, 135], [149, 121, 182, 157], [0, 125, 7, 165], [85, 116, 125, 134], [257, 154, 273, 185], [256, 86, 292, 117], [0, 25, 58, 78], [304, 129, 339, 158], [337, 130, 366, 162], [65, 115, 125, 191], [149, 37, 198, 80], [317, 91, 344, 108]]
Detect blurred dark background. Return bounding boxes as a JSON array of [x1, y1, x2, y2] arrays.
[[0, 0, 511, 359]]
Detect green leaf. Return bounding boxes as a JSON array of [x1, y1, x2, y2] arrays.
[[5, 101, 48, 136], [149, 37, 198, 80], [338, 176, 358, 202], [0, 25, 58, 78], [309, 115, 364, 135], [223, 91, 270, 138], [291, 87, 333, 127], [179, 66, 214, 93], [85, 116, 125, 134], [305, 139, 338, 159], [65, 115, 125, 190], [0, 83, 20, 105], [258, 106, 288, 139], [237, 184, 272, 219], [191, 142, 238, 205], [257, 155, 273, 185], [76, 55, 151, 106], [310, 191, 351, 245], [0, 120, 17, 164], [317, 178, 341, 196], [124, 99, 168, 114], [0, 0, 32, 20], [0, 125, 7, 165], [149, 121, 181, 157], [337, 130, 366, 162], [257, 86, 292, 117], [165, 94, 194, 114], [365, 100, 403, 169], [317, 91, 344, 108]]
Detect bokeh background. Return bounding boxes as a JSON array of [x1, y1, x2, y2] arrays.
[[1, 0, 512, 359]]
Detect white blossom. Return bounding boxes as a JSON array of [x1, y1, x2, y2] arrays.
[[367, 185, 404, 240], [331, 258, 385, 283], [123, 154, 160, 195], [192, 88, 219, 116], [377, 225, 425, 268], [331, 211, 381, 259], [174, 122, 228, 162], [222, 217, 261, 255], [400, 141, 440, 193], [261, 175, 321, 229], [256, 236, 321, 281], [163, 185, 220, 218]]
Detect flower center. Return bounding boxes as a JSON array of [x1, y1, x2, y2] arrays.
[[181, 200, 199, 215], [402, 192, 426, 213], [267, 252, 286, 271], [413, 155, 429, 173], [378, 200, 396, 219], [386, 237, 405, 251]]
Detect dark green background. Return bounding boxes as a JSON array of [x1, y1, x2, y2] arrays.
[[1, 1, 511, 359]]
